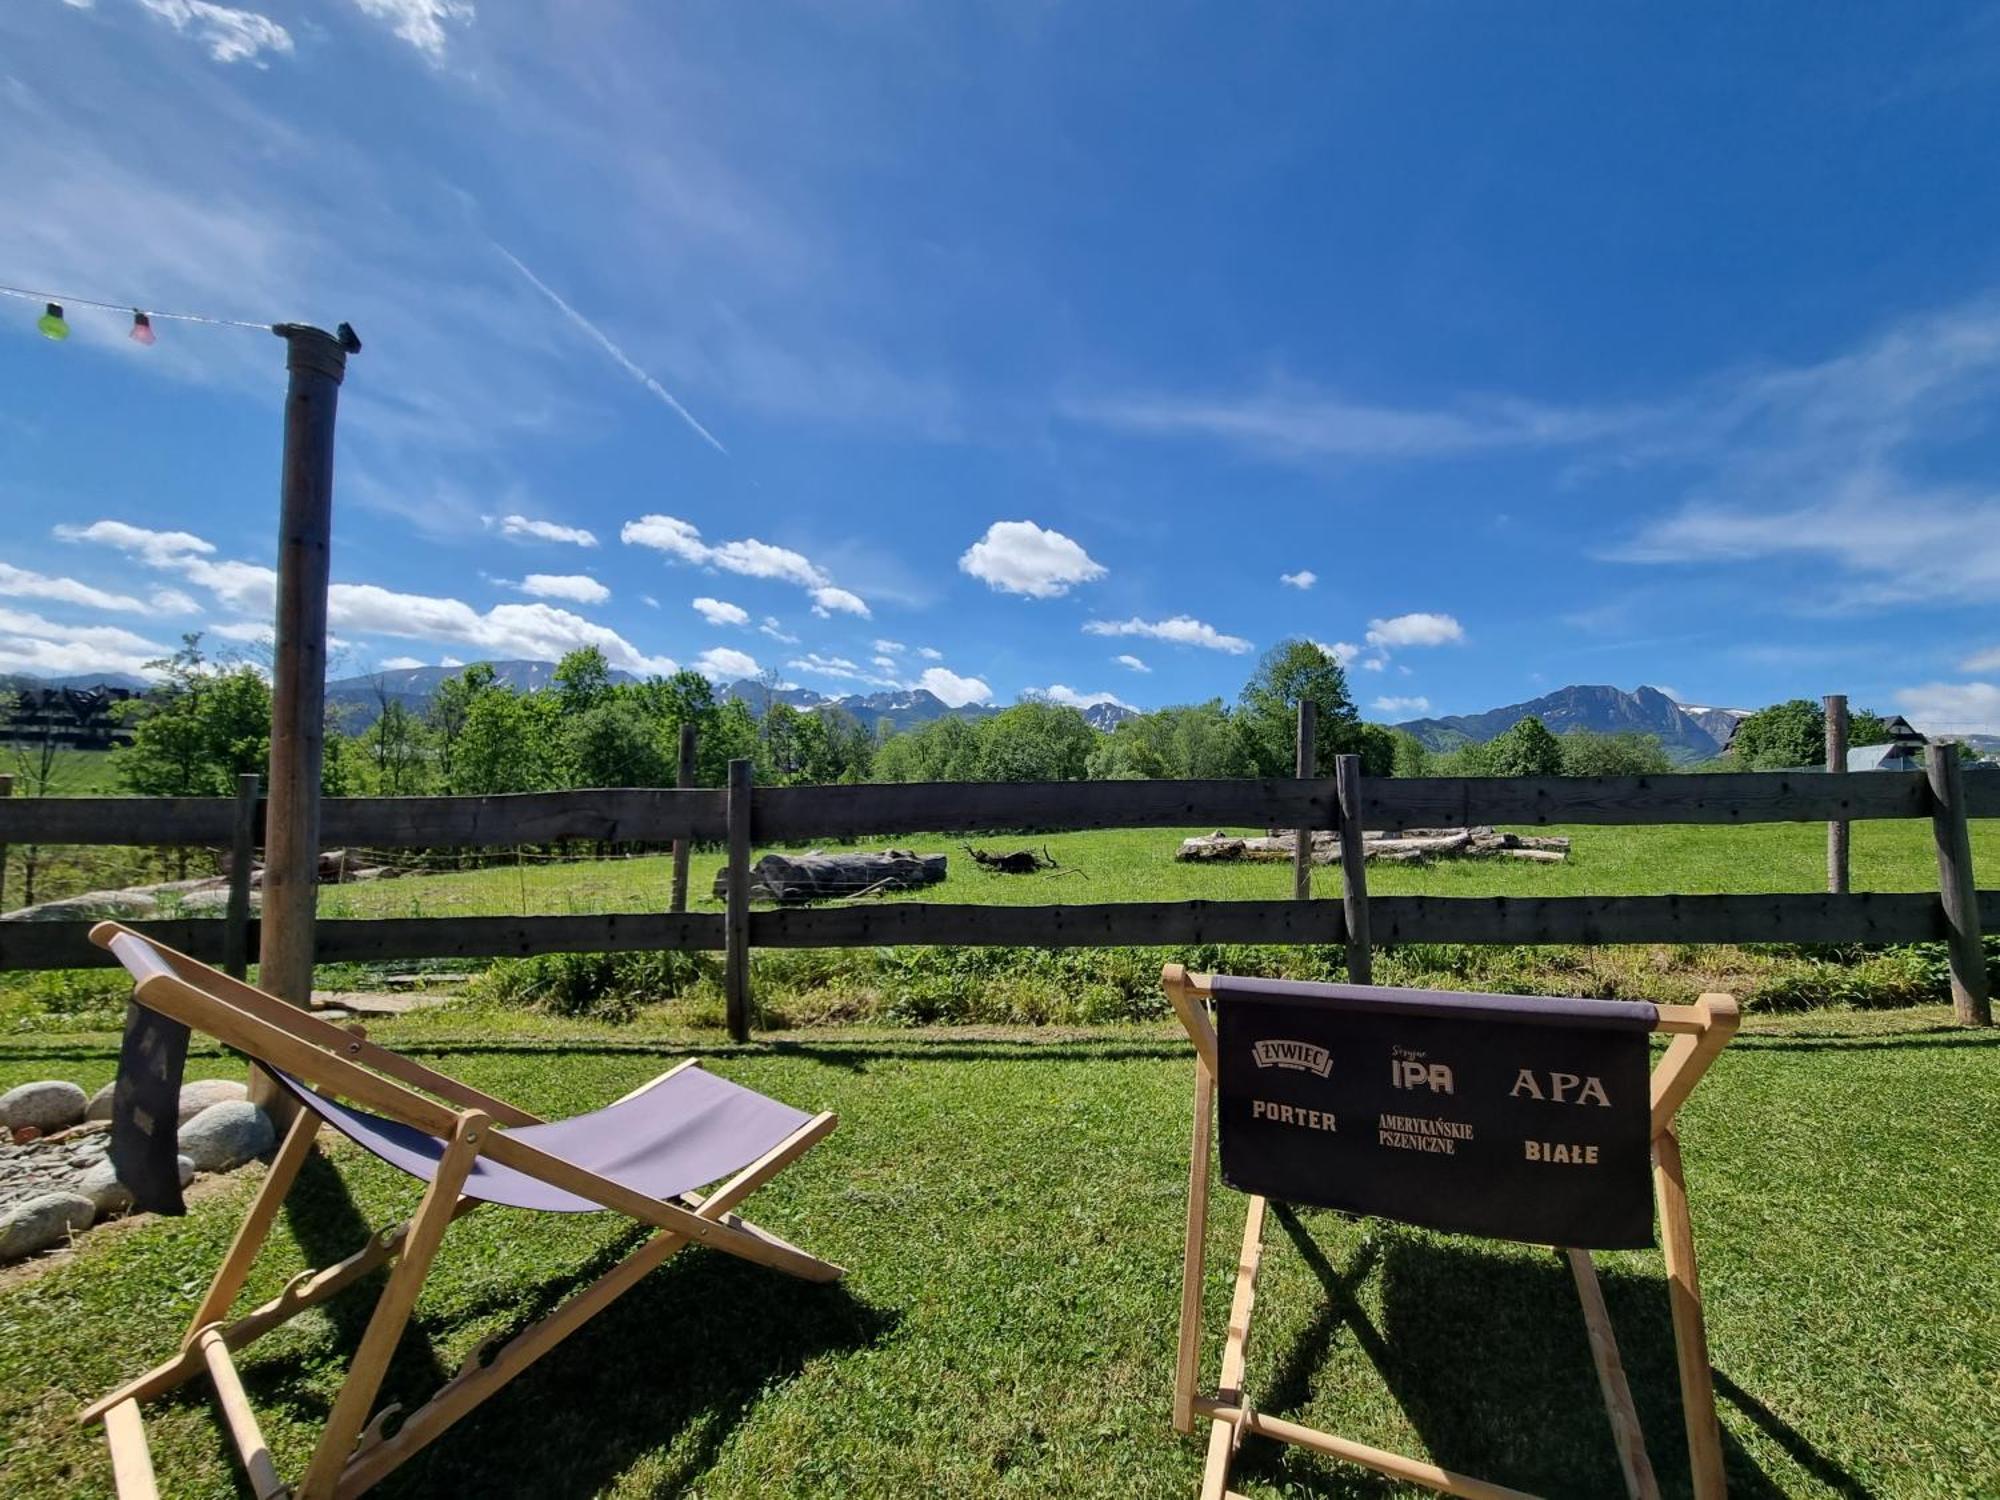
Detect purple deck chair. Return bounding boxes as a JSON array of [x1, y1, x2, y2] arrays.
[[81, 922, 844, 1500]]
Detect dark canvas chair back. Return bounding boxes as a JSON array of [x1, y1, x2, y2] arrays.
[[1210, 975, 1658, 1249]]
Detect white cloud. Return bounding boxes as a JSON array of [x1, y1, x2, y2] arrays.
[[872, 655, 899, 671], [350, 0, 474, 60], [0, 564, 152, 614], [517, 573, 609, 605], [1372, 695, 1432, 715], [916, 646, 943, 660], [873, 639, 906, 655], [694, 646, 761, 682], [1083, 615, 1252, 654], [1114, 654, 1150, 673], [1280, 570, 1317, 590], [1035, 685, 1135, 711], [917, 667, 993, 707], [1323, 640, 1362, 666], [760, 617, 800, 645], [787, 652, 897, 688], [136, 0, 293, 65], [498, 514, 598, 548], [206, 620, 275, 643], [150, 589, 200, 614], [623, 515, 865, 614], [810, 585, 871, 619], [692, 597, 750, 627], [56, 520, 213, 566], [439, 656, 464, 668], [178, 558, 279, 615], [324, 586, 676, 676], [1895, 681, 2000, 736], [958, 520, 1107, 599], [641, 595, 661, 608], [378, 656, 427, 671], [0, 606, 168, 678], [1651, 685, 1684, 702], [1360, 657, 1386, 672], [1366, 612, 1465, 648], [1961, 646, 2000, 673]]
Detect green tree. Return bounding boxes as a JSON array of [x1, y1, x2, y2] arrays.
[[1088, 701, 1249, 780], [978, 700, 1096, 782], [569, 698, 669, 787], [1728, 699, 1824, 769], [552, 647, 614, 715], [1388, 729, 1432, 778], [116, 636, 272, 796], [454, 688, 556, 794], [1557, 729, 1673, 777], [429, 663, 497, 790], [872, 716, 983, 782], [1235, 640, 1359, 777], [361, 698, 433, 794], [1487, 716, 1564, 776], [1348, 722, 1398, 778]]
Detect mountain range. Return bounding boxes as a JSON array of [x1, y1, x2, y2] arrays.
[[10, 664, 1732, 752], [1393, 684, 1744, 763]]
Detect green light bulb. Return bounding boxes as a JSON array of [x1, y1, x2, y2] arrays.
[[37, 303, 69, 341]]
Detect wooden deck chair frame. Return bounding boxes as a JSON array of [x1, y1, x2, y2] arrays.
[[78, 922, 845, 1500], [1163, 964, 1740, 1500]]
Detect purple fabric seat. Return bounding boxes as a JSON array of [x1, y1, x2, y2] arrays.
[[275, 1066, 812, 1213]]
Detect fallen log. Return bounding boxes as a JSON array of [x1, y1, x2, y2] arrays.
[[1177, 826, 1570, 864], [712, 849, 947, 903], [965, 844, 1059, 874]]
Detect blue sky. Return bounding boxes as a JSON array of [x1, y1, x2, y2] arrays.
[[6, 3, 2000, 731]]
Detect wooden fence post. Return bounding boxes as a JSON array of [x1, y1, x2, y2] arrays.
[[724, 757, 753, 1042], [224, 774, 260, 980], [1825, 694, 1849, 895], [1927, 746, 1991, 1027], [0, 773, 11, 915], [1293, 701, 1317, 901], [670, 721, 697, 914], [1335, 754, 1372, 983], [255, 325, 354, 1117]]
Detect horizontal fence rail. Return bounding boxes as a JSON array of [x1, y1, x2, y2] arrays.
[[1, 765, 1993, 1031], [8, 894, 1999, 975], [8, 771, 1998, 849]]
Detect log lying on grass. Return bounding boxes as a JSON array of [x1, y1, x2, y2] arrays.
[[1176, 827, 1571, 864], [713, 849, 948, 903]]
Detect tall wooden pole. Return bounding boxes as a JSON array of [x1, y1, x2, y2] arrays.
[[224, 773, 260, 980], [1927, 745, 1991, 1027], [1824, 694, 1849, 895], [724, 757, 753, 1042], [670, 720, 697, 914], [1335, 754, 1372, 983], [254, 325, 355, 1107], [0, 773, 12, 915], [1292, 700, 1317, 901]]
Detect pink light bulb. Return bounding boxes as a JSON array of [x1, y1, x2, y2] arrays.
[[130, 311, 156, 346]]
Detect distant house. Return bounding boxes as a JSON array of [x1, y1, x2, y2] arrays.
[[1846, 714, 1928, 771], [1, 686, 136, 749]]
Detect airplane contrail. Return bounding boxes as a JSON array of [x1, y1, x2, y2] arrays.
[[496, 244, 727, 455]]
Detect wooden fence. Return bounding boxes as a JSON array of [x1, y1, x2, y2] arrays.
[[2, 759, 1993, 1038]]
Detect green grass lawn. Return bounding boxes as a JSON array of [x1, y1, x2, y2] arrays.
[[317, 818, 1997, 922], [0, 1006, 1992, 1497]]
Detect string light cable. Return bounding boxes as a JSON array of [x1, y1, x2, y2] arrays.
[[0, 282, 358, 352]]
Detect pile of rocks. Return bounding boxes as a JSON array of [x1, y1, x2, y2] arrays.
[[0, 1077, 276, 1264]]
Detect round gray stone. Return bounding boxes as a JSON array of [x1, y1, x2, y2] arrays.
[[84, 1081, 117, 1123], [179, 1101, 275, 1173], [0, 1081, 88, 1134], [76, 1155, 197, 1218], [0, 1191, 95, 1262], [177, 1078, 249, 1123]]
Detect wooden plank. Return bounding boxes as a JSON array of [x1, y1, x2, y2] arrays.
[[753, 777, 1336, 841], [1565, 1248, 1660, 1500], [1174, 1057, 1215, 1436], [1654, 1129, 1726, 1500], [5, 888, 1975, 974], [1293, 703, 1316, 901], [1928, 749, 1992, 1026], [0, 796, 244, 846], [1191, 1399, 1541, 1500], [224, 774, 259, 980], [1362, 770, 1932, 828], [1825, 695, 1849, 895], [320, 788, 728, 849], [102, 1399, 160, 1500], [1335, 755, 1372, 983], [670, 722, 697, 913], [199, 1328, 287, 1499], [725, 758, 752, 1043], [0, 772, 12, 914]]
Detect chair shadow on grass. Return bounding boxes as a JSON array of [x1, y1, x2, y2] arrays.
[[225, 1157, 892, 1497], [1225, 1206, 1870, 1500]]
